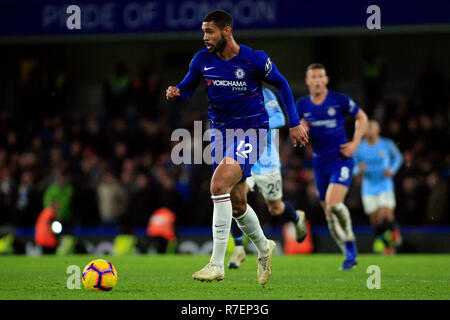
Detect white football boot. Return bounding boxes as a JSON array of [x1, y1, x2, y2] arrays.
[[192, 259, 225, 282], [295, 210, 308, 242], [257, 239, 276, 285], [227, 245, 246, 269]]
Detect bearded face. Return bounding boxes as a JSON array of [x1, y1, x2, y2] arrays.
[[209, 33, 227, 53], [202, 22, 228, 54]]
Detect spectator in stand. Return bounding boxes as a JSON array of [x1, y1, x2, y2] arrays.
[[123, 173, 157, 230], [43, 166, 74, 227], [102, 60, 131, 118], [83, 116, 109, 157], [425, 170, 449, 224], [109, 141, 128, 177], [0, 167, 17, 227], [132, 63, 162, 118], [42, 166, 76, 254], [71, 154, 101, 227], [97, 171, 128, 226], [12, 171, 41, 228]]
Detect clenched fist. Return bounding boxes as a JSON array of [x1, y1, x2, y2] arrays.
[[166, 86, 180, 101]]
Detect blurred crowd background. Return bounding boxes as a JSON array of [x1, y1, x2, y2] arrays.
[[0, 40, 448, 237]]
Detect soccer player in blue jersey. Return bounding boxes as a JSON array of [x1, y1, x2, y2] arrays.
[[227, 87, 308, 269], [296, 63, 368, 270], [166, 10, 308, 284], [354, 120, 403, 254]]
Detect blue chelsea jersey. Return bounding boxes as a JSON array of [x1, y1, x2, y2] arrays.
[[296, 90, 360, 165], [176, 45, 300, 132], [353, 137, 403, 195]]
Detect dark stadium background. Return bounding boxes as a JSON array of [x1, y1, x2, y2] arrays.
[[0, 0, 448, 255]]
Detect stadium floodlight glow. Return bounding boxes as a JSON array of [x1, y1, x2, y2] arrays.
[[51, 221, 62, 234]]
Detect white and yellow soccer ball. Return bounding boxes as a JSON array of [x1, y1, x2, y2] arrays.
[[82, 259, 118, 291]]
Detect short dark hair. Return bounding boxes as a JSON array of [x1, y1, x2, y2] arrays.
[[203, 10, 233, 30], [306, 63, 326, 75]]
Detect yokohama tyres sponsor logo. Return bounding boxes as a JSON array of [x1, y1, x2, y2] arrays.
[[212, 80, 247, 87]]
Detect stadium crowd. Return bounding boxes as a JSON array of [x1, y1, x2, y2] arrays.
[[0, 57, 448, 242]]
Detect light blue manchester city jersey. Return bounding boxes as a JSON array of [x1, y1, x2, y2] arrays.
[[353, 137, 403, 195], [251, 87, 285, 175]]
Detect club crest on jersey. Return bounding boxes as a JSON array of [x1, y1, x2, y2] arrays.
[[235, 68, 245, 79], [328, 107, 336, 116]]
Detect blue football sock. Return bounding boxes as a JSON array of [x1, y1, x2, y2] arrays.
[[282, 201, 299, 223], [231, 220, 243, 246], [344, 241, 358, 261]]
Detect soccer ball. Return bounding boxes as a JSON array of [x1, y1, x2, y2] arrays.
[[82, 259, 118, 291]]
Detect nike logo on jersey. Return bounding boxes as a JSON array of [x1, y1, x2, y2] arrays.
[[204, 66, 215, 71]]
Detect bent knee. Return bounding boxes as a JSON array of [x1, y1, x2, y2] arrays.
[[320, 202, 333, 218], [210, 181, 232, 196]]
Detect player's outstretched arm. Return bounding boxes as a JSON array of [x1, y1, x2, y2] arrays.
[[385, 139, 403, 177], [340, 108, 368, 157], [264, 64, 300, 127], [169, 52, 203, 101], [259, 56, 308, 146]]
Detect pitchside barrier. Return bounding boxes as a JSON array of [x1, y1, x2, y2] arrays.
[[4, 225, 450, 256]]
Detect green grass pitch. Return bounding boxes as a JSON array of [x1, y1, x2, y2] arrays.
[[0, 254, 448, 300]]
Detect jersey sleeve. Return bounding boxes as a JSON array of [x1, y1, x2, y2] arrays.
[[341, 94, 360, 117], [352, 146, 363, 175], [387, 139, 403, 174], [175, 51, 203, 100], [295, 98, 304, 119], [255, 51, 300, 128], [262, 88, 286, 129]]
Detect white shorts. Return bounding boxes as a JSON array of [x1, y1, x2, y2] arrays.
[[362, 192, 396, 215], [246, 170, 283, 201]]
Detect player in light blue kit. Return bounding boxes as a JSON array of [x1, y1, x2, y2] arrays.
[[166, 10, 308, 284], [354, 120, 403, 254], [296, 63, 368, 270], [227, 87, 308, 269]]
